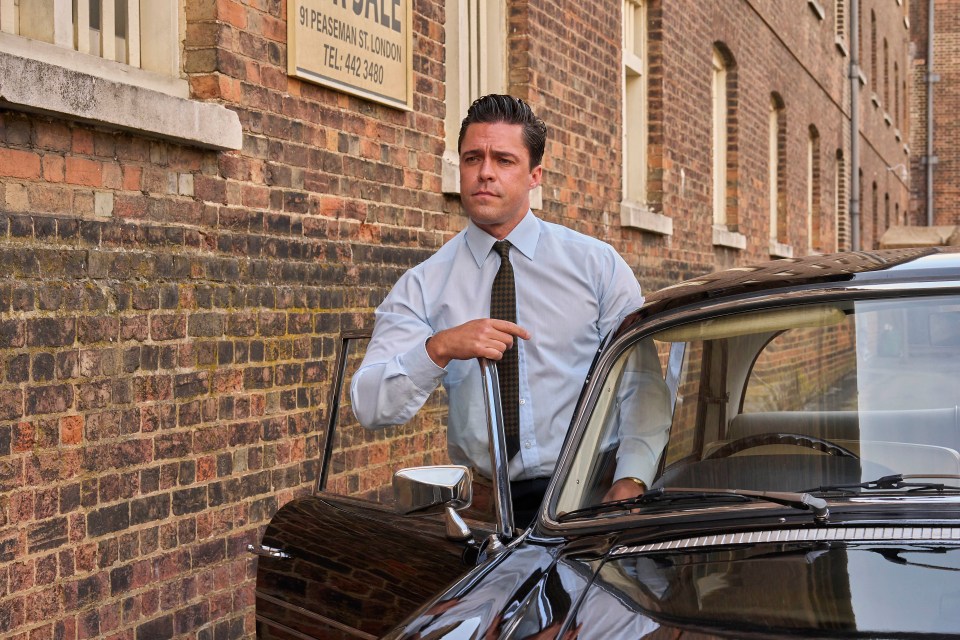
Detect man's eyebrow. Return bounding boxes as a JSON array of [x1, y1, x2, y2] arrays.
[[460, 147, 521, 159]]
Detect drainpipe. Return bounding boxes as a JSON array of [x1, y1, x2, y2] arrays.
[[850, 0, 861, 250], [925, 0, 938, 226]]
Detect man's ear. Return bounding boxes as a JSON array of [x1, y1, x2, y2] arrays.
[[529, 165, 543, 189]]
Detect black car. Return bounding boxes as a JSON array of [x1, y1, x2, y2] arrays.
[[253, 247, 960, 639]]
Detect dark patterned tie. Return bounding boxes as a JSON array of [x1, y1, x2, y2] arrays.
[[490, 240, 520, 458]]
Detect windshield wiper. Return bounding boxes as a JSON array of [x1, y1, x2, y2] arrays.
[[805, 473, 960, 495], [557, 487, 829, 523]]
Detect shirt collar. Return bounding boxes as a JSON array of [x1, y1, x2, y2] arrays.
[[465, 211, 540, 268]]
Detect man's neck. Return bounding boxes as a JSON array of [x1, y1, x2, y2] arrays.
[[473, 210, 530, 240]]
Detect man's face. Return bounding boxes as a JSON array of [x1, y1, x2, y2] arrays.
[[459, 122, 542, 239]]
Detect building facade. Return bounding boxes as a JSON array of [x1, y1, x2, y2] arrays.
[[910, 0, 960, 228], [0, 1, 910, 638]]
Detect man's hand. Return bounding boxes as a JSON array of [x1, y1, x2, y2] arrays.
[[602, 477, 645, 503], [426, 319, 530, 368]]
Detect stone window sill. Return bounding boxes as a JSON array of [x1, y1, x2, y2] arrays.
[[835, 37, 848, 57], [770, 240, 795, 259], [713, 226, 746, 250], [621, 202, 673, 235], [0, 34, 241, 150], [807, 0, 825, 20]]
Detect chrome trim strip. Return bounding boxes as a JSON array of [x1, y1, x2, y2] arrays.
[[256, 592, 377, 640], [479, 358, 515, 539], [612, 527, 960, 556], [247, 543, 291, 559]]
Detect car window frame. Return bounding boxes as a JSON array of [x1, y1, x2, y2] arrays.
[[542, 285, 960, 535]]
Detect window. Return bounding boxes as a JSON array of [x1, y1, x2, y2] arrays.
[[870, 11, 877, 87], [836, 150, 848, 252], [872, 182, 879, 249], [894, 62, 900, 128], [902, 79, 908, 132], [808, 126, 821, 252], [858, 167, 864, 249], [883, 38, 890, 107], [623, 0, 647, 206], [769, 94, 788, 256], [620, 0, 670, 234], [711, 44, 743, 250], [713, 49, 728, 228], [835, 0, 847, 53], [0, 0, 240, 150], [443, 0, 507, 194], [1, 0, 180, 82], [885, 193, 891, 232]]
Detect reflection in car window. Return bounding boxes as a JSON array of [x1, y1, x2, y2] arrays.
[[322, 336, 497, 522], [324, 336, 451, 505], [556, 296, 960, 517]]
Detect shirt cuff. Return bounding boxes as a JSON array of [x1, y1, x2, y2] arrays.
[[612, 451, 658, 488], [399, 337, 448, 392]]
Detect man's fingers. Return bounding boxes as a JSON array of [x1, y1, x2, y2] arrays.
[[429, 319, 530, 366], [487, 319, 531, 340]]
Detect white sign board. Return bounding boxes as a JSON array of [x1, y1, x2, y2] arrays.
[[288, 0, 412, 110]]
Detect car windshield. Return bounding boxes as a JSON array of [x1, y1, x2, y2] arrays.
[[555, 295, 960, 517]]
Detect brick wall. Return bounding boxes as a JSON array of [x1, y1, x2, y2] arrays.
[[0, 0, 448, 636], [911, 0, 960, 225], [0, 0, 913, 638]]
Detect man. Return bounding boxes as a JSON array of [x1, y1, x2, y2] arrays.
[[351, 95, 648, 526]]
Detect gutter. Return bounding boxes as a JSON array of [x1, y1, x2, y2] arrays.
[[924, 0, 938, 226]]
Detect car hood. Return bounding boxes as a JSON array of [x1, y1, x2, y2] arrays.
[[394, 538, 960, 639], [584, 540, 960, 638]]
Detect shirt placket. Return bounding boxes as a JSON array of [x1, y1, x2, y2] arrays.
[[512, 260, 540, 475]]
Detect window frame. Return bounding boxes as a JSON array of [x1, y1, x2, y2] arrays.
[[0, 0, 240, 150], [619, 0, 671, 235], [442, 0, 508, 195]]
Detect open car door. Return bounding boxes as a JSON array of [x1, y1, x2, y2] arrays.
[[252, 331, 500, 640]]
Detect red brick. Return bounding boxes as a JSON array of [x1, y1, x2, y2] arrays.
[[41, 155, 65, 183], [60, 416, 84, 446], [70, 129, 94, 155], [12, 423, 33, 453], [0, 149, 41, 179], [64, 158, 103, 187], [35, 121, 72, 152], [102, 163, 123, 190], [189, 74, 221, 100], [121, 166, 142, 191], [217, 0, 247, 29], [26, 182, 72, 214]]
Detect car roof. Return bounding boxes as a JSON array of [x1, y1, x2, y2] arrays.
[[620, 247, 960, 333]]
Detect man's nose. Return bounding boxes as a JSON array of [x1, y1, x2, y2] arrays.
[[478, 156, 495, 179]]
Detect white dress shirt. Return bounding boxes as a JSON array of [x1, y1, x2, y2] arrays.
[[350, 212, 645, 481]]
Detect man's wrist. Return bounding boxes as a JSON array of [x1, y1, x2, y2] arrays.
[[425, 334, 450, 368], [625, 477, 647, 492]]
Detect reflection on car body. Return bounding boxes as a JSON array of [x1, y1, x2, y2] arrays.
[[254, 247, 960, 639]]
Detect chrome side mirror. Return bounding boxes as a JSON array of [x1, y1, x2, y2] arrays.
[[393, 465, 473, 515]]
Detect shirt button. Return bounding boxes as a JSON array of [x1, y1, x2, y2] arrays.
[[524, 441, 532, 449], [519, 398, 526, 405]]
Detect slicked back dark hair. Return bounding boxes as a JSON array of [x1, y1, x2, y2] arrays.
[[457, 94, 547, 169]]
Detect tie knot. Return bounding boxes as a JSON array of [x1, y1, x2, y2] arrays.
[[494, 240, 511, 259]]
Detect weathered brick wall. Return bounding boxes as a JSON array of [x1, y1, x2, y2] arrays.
[[651, 0, 910, 264], [911, 0, 960, 225], [0, 0, 449, 637], [0, 1, 914, 638]]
